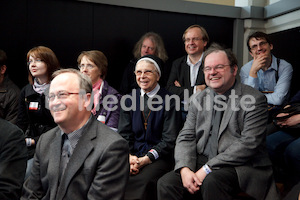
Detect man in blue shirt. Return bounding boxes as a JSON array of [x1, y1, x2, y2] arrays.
[[240, 31, 293, 106]]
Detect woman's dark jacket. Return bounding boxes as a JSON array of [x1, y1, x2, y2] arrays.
[[16, 84, 56, 159]]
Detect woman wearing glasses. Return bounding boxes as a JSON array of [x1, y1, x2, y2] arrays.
[[77, 50, 121, 131], [17, 46, 60, 179], [118, 55, 181, 200]]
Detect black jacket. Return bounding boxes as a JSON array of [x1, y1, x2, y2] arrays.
[[166, 55, 205, 100], [0, 118, 27, 200], [16, 84, 56, 159], [0, 76, 20, 124]]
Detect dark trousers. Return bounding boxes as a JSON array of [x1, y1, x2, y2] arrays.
[[267, 130, 300, 183], [124, 158, 173, 200], [283, 181, 300, 200], [157, 155, 241, 200]]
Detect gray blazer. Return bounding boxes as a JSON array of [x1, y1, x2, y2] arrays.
[[175, 81, 279, 200], [22, 116, 129, 200]]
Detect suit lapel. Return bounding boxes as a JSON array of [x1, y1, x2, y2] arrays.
[[206, 89, 215, 132], [48, 129, 63, 198], [182, 57, 191, 87], [199, 89, 214, 140], [195, 62, 203, 85], [56, 119, 96, 199]]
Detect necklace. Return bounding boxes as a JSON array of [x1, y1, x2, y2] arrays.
[[142, 110, 151, 130]]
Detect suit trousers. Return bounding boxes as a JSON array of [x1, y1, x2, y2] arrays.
[[124, 158, 173, 200], [157, 154, 241, 200]]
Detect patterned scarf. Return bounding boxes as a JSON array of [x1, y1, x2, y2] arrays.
[[91, 79, 103, 115], [33, 78, 50, 94]]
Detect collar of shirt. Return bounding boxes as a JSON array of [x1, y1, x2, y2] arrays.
[[60, 115, 92, 154], [187, 54, 203, 86], [267, 54, 278, 72], [186, 54, 203, 67], [141, 84, 160, 98]]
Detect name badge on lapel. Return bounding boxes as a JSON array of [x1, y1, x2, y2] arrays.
[[97, 115, 106, 124], [29, 102, 39, 110]]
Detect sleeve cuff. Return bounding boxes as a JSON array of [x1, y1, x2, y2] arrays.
[[203, 164, 212, 174], [147, 149, 159, 162]]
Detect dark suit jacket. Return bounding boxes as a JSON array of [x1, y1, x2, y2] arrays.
[[0, 118, 27, 200], [22, 116, 129, 200], [166, 55, 205, 100], [175, 81, 279, 200]]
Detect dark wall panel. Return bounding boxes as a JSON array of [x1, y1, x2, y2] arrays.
[[0, 0, 234, 91], [148, 11, 196, 60], [145, 11, 196, 88], [27, 0, 94, 68], [93, 4, 149, 88], [0, 0, 27, 88], [196, 15, 233, 48], [270, 27, 300, 97]]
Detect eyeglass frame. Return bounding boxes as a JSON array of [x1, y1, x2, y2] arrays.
[[203, 64, 231, 73], [250, 41, 269, 51], [183, 37, 203, 43], [27, 58, 43, 66], [47, 90, 80, 102], [134, 69, 158, 77], [78, 64, 96, 70]]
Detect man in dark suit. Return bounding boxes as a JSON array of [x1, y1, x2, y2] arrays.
[[22, 69, 129, 200], [158, 43, 279, 200], [0, 118, 27, 200], [166, 25, 208, 100]]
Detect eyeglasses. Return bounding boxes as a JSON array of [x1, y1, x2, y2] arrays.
[[27, 59, 43, 66], [184, 37, 203, 43], [78, 64, 95, 70], [135, 70, 157, 77], [203, 64, 231, 72], [48, 91, 80, 102], [250, 41, 268, 51]]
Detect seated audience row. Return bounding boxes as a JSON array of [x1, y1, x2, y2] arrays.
[[0, 25, 296, 199]]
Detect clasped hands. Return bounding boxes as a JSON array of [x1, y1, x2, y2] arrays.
[[180, 167, 208, 194], [129, 154, 152, 175], [275, 105, 300, 127], [174, 80, 205, 92]]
